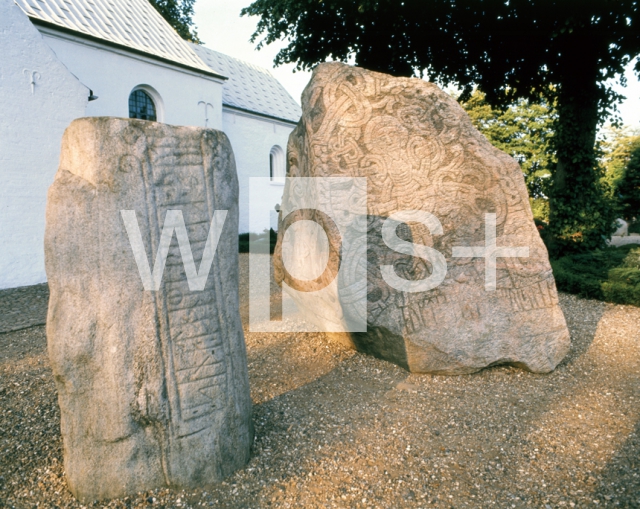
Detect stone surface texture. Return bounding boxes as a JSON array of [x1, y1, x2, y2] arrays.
[[274, 62, 570, 375], [44, 117, 252, 501]]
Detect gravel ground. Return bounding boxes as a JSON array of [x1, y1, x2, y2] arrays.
[[0, 254, 638, 508]]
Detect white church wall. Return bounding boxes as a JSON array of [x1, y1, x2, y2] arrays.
[[39, 28, 225, 130], [0, 0, 88, 290], [222, 109, 296, 233]]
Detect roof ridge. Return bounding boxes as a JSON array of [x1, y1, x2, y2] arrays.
[[191, 43, 275, 78], [15, 0, 219, 77], [189, 43, 301, 124]]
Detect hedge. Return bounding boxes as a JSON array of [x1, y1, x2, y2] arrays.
[[551, 244, 640, 306]]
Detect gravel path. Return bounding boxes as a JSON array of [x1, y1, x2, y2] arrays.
[[0, 255, 638, 508]]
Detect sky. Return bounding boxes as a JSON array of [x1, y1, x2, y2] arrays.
[[194, 1, 640, 129], [193, 1, 311, 105]]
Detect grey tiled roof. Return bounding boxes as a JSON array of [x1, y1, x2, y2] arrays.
[[191, 43, 301, 124], [14, 0, 217, 76]]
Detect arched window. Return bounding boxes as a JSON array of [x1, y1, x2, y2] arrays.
[[270, 145, 285, 183], [129, 89, 157, 121]]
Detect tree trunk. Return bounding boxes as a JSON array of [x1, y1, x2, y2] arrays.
[[548, 52, 613, 255]]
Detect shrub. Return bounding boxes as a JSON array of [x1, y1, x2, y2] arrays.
[[551, 244, 640, 306]]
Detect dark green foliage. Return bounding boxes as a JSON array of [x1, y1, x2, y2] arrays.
[[242, 0, 640, 255], [551, 245, 640, 306], [238, 232, 250, 253], [242, 1, 640, 98], [547, 86, 617, 255], [239, 229, 277, 253], [618, 144, 640, 221], [149, 0, 201, 42]]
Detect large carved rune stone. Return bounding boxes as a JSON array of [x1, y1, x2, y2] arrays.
[[45, 118, 252, 501], [274, 63, 570, 375]]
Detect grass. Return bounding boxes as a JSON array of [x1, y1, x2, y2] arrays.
[[551, 244, 640, 306]]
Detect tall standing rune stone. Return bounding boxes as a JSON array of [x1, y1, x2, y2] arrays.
[[274, 63, 570, 374], [45, 118, 252, 501]]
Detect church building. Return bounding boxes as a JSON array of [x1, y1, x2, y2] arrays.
[[0, 0, 301, 289]]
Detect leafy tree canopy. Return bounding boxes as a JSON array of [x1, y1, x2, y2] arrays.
[[242, 0, 639, 107], [601, 126, 640, 192], [617, 140, 640, 220], [149, 0, 201, 43], [242, 0, 640, 253], [461, 90, 556, 200]]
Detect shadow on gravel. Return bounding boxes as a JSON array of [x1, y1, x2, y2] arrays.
[[593, 417, 640, 506], [556, 294, 606, 368], [237, 294, 637, 508], [1, 284, 638, 508]]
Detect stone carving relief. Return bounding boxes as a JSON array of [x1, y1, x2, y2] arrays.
[[274, 63, 570, 374], [45, 118, 252, 501]]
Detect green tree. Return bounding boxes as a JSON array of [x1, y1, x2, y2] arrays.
[[601, 126, 640, 197], [242, 0, 640, 253], [149, 0, 201, 43], [618, 144, 640, 221], [461, 90, 556, 202]]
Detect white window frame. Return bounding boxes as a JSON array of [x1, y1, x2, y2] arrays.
[[269, 145, 285, 185], [129, 84, 164, 123]]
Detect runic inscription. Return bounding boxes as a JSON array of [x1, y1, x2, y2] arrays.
[[144, 134, 228, 436], [45, 118, 252, 502], [274, 62, 571, 375]]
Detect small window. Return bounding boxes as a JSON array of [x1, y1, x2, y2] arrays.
[[129, 89, 157, 121], [270, 145, 285, 183]]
